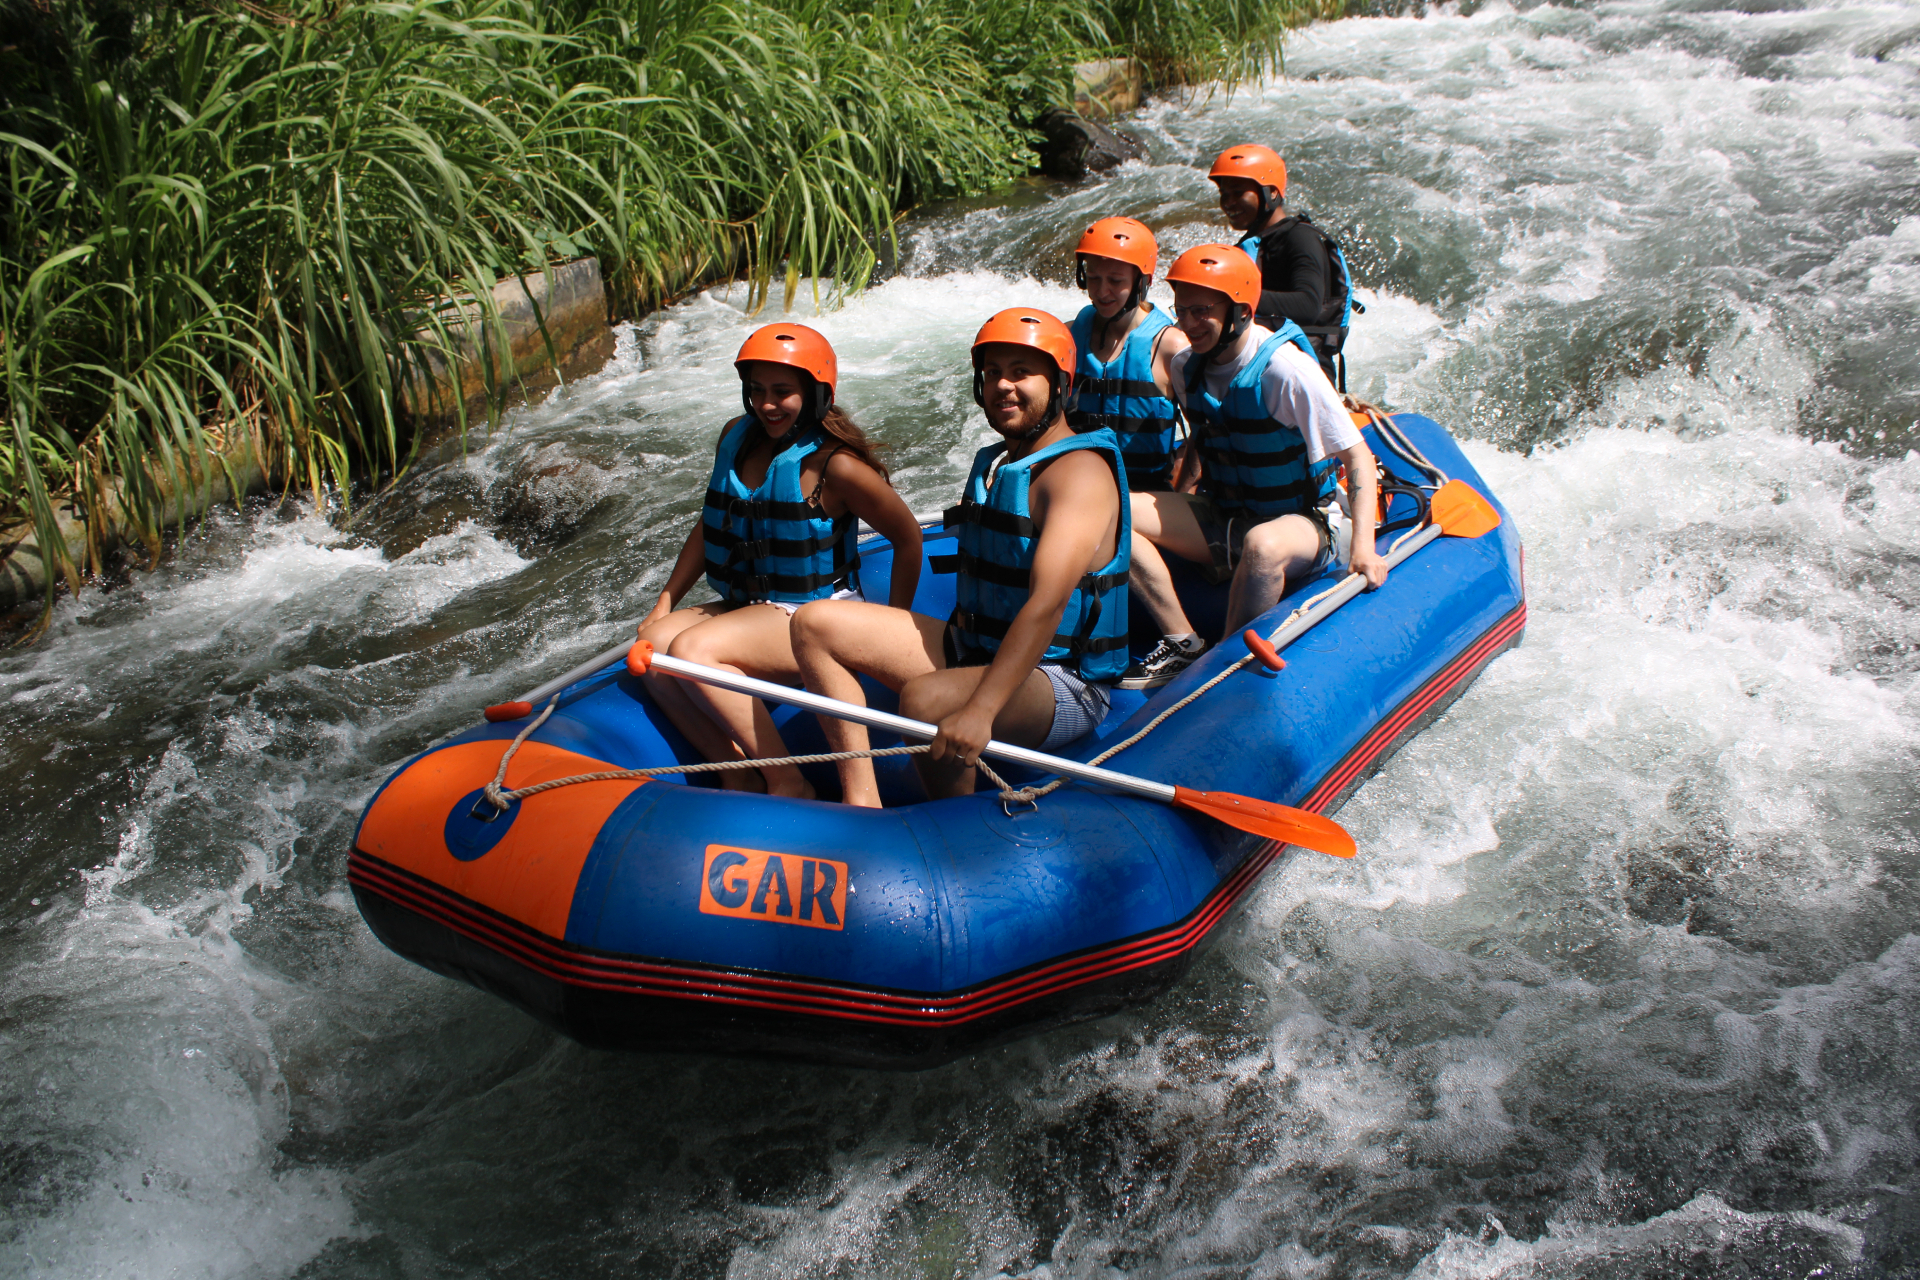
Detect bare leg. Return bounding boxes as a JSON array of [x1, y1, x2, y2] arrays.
[[897, 665, 1059, 801], [637, 605, 760, 791], [1223, 514, 1322, 637], [1128, 492, 1213, 636], [668, 605, 816, 798], [790, 601, 947, 808]]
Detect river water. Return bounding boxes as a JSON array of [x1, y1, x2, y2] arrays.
[[5, 0, 1919, 1275]]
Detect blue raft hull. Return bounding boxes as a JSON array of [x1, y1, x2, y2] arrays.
[[350, 415, 1525, 1068]]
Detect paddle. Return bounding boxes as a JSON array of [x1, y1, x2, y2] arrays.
[[1241, 478, 1505, 671], [478, 514, 954, 721], [483, 637, 640, 722], [623, 641, 1356, 859], [479, 480, 1500, 852]]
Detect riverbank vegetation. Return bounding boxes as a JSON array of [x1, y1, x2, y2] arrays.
[[0, 0, 1336, 607]]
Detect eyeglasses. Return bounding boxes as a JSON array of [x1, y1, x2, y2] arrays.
[[1171, 303, 1221, 320]]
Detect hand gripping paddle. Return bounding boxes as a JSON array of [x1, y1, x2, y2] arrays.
[[1240, 478, 1505, 668], [480, 481, 1506, 855], [625, 643, 1356, 860]]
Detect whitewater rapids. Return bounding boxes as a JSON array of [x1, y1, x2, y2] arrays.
[[3, 0, 1917, 1275]]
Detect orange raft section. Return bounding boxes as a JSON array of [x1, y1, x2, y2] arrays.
[[354, 741, 646, 939]]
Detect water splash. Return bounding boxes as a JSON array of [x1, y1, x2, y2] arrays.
[[4, 0, 1918, 1272]]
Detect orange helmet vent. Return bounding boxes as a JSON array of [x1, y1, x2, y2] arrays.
[[1074, 216, 1159, 278], [970, 308, 1076, 391], [1208, 144, 1287, 199], [1165, 245, 1262, 309]]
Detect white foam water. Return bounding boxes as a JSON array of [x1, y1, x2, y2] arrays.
[[3, 0, 1918, 1274]]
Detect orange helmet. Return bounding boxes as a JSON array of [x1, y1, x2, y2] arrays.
[[971, 308, 1075, 388], [1074, 217, 1158, 311], [1208, 144, 1287, 201], [1074, 217, 1158, 279], [735, 323, 837, 418], [1166, 244, 1262, 311], [970, 307, 1076, 424]]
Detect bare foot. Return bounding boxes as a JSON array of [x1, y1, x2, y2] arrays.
[[717, 769, 766, 793]]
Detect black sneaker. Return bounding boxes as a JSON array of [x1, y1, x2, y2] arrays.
[[1119, 637, 1207, 690]]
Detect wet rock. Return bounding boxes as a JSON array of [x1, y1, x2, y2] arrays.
[[1623, 847, 1713, 926], [1623, 777, 1737, 929], [488, 443, 622, 552], [1034, 108, 1145, 181]]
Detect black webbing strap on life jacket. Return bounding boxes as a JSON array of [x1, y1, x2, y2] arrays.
[[941, 499, 1035, 540], [1073, 374, 1163, 400], [945, 606, 1129, 658], [929, 548, 1125, 596]]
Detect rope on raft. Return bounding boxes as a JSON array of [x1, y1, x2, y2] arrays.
[[993, 574, 1358, 807]]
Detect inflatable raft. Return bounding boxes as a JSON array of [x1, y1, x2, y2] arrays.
[[349, 414, 1524, 1068]]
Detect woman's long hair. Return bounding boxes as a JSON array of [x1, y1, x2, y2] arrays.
[[734, 373, 891, 482], [810, 403, 890, 481]]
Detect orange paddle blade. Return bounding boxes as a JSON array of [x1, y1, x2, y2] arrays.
[[1172, 786, 1357, 859], [1431, 479, 1501, 539]]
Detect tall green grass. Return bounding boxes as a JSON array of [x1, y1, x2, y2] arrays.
[[1107, 0, 1340, 87], [0, 0, 1333, 610]]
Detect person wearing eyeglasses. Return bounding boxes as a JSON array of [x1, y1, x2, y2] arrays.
[[1119, 246, 1386, 689]]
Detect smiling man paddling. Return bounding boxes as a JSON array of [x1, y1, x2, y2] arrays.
[[1123, 246, 1386, 689], [792, 309, 1129, 806]]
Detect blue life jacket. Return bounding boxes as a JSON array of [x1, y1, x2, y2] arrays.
[[1067, 305, 1183, 492], [1238, 214, 1359, 356], [940, 429, 1131, 683], [702, 416, 858, 605], [1185, 329, 1338, 523]]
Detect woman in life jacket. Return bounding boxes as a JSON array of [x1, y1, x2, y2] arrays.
[[637, 324, 923, 797], [1066, 217, 1191, 493]]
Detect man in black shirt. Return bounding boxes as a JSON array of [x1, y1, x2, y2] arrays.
[[1208, 144, 1360, 390]]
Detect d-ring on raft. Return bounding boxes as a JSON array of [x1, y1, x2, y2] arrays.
[[348, 413, 1525, 1069]]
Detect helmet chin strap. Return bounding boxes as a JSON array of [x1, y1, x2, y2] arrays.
[[1015, 382, 1062, 441], [1257, 184, 1280, 223], [741, 373, 831, 435], [974, 369, 1064, 441], [1196, 305, 1253, 371]]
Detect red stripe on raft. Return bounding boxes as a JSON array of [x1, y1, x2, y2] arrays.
[[350, 827, 1285, 1026], [1304, 604, 1527, 811], [353, 599, 1526, 1026]]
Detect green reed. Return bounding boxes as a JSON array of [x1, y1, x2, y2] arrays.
[[0, 0, 1333, 609]]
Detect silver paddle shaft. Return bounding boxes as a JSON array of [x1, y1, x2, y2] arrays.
[[517, 638, 638, 706], [1267, 521, 1443, 652], [516, 519, 1441, 766], [645, 650, 1178, 803]]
